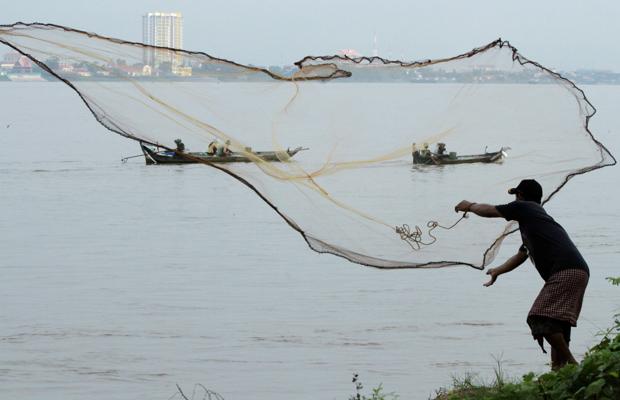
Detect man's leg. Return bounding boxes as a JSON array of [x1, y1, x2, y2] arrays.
[[550, 347, 559, 370], [545, 332, 577, 370]]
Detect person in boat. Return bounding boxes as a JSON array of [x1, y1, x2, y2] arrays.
[[216, 139, 233, 156], [436, 142, 447, 155], [412, 142, 420, 163], [420, 143, 433, 163], [174, 138, 185, 153], [413, 142, 433, 164], [421, 142, 430, 157], [454, 179, 589, 370], [207, 140, 218, 156]]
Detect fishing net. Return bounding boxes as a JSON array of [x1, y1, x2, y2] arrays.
[[0, 23, 614, 269]]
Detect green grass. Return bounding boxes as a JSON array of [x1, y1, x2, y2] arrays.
[[349, 373, 399, 400]]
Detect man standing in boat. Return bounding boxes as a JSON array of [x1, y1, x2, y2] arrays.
[[454, 179, 589, 370]]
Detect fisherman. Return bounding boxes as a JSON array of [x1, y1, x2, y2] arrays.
[[421, 142, 430, 157], [207, 140, 218, 155], [454, 179, 589, 370], [436, 142, 447, 155], [223, 139, 232, 156], [412, 142, 431, 164], [216, 139, 232, 156], [412, 142, 421, 163], [174, 138, 185, 153]]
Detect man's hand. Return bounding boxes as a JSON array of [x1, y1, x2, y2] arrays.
[[484, 267, 499, 287], [455, 200, 473, 213]]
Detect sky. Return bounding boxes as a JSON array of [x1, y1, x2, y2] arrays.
[[1, 0, 619, 71]]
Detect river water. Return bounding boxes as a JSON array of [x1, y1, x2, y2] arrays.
[[0, 83, 618, 400]]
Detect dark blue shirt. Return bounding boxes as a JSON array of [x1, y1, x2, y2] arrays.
[[495, 200, 589, 281]]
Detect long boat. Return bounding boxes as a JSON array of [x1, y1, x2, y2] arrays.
[[140, 143, 305, 165], [413, 147, 508, 165]]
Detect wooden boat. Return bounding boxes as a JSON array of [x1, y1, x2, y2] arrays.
[[413, 147, 508, 165], [140, 143, 305, 165]]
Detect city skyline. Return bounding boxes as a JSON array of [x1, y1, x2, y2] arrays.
[[1, 1, 619, 72]]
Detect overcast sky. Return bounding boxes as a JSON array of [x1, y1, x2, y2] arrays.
[[2, 0, 619, 71]]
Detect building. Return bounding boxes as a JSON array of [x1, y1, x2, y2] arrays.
[[142, 12, 183, 68], [3, 52, 21, 64], [11, 56, 34, 73], [1, 52, 20, 73]]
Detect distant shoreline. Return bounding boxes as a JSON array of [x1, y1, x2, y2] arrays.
[[1, 77, 618, 85]]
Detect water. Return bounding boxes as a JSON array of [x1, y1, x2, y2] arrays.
[[0, 83, 619, 400]]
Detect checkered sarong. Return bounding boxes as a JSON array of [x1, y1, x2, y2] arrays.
[[528, 268, 589, 326]]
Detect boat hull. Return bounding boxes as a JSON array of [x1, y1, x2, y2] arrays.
[[141, 144, 301, 165], [413, 150, 505, 165]]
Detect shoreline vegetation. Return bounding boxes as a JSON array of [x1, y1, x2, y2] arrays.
[[351, 277, 620, 400]]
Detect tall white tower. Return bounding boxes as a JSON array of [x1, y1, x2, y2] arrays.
[[372, 32, 379, 57], [142, 12, 183, 67]]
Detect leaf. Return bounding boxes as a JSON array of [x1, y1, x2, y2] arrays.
[[606, 276, 620, 286], [584, 378, 606, 398]]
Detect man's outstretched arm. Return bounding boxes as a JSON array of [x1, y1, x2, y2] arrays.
[[484, 250, 528, 287], [454, 200, 502, 218]]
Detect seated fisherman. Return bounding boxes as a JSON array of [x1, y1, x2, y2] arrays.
[[174, 138, 185, 153], [207, 140, 218, 155], [216, 139, 233, 156], [436, 142, 447, 155], [223, 139, 232, 156], [420, 143, 431, 157]]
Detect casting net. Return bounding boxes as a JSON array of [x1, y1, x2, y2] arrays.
[[0, 23, 614, 269]]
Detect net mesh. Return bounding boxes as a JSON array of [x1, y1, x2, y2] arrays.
[[0, 22, 615, 269]]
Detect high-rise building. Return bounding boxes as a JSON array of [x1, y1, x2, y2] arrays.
[[142, 12, 183, 67]]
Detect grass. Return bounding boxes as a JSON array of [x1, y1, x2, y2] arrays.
[[349, 373, 399, 400]]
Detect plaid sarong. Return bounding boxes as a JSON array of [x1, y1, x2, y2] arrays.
[[526, 268, 588, 353], [528, 268, 589, 326]]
